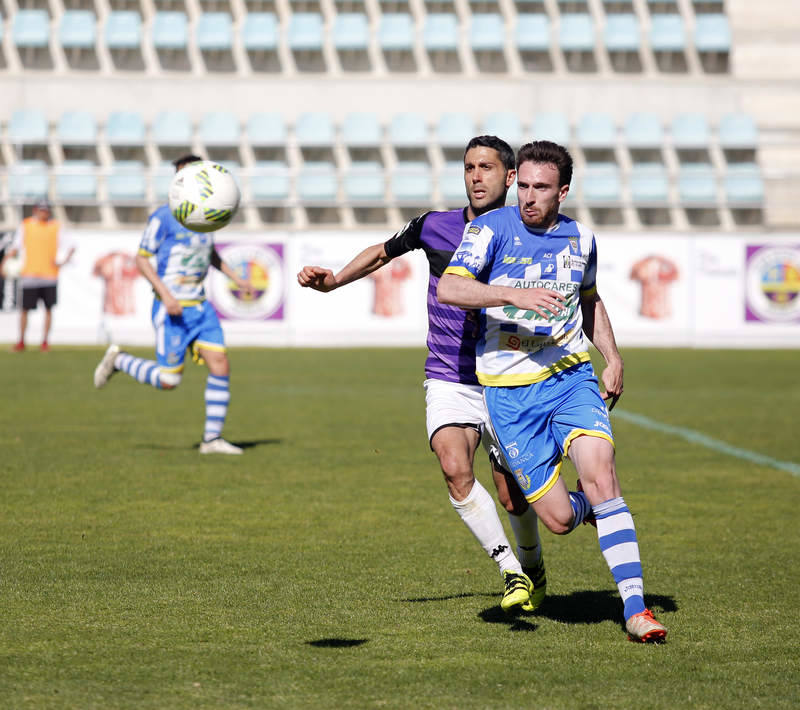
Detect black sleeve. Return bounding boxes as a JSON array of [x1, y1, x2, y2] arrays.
[[383, 212, 431, 259]]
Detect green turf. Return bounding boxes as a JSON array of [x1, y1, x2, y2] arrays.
[[1, 346, 798, 709]]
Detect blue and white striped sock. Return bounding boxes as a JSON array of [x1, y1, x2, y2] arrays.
[[203, 374, 230, 443], [594, 497, 646, 620], [114, 353, 162, 388], [568, 490, 592, 531]]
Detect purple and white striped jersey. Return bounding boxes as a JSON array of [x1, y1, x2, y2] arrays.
[[384, 208, 479, 385]]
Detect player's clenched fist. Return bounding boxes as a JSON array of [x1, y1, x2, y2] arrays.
[[297, 265, 337, 292]]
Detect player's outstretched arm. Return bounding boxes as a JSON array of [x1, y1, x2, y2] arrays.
[[297, 242, 392, 293], [438, 273, 566, 319], [581, 290, 623, 409], [136, 253, 182, 315]]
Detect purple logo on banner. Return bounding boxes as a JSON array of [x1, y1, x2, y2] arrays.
[[209, 242, 285, 320], [745, 244, 800, 323]]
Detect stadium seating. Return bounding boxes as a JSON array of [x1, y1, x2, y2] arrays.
[[107, 160, 147, 202], [55, 160, 97, 202], [250, 160, 291, 203], [241, 12, 279, 52], [288, 12, 325, 71], [482, 112, 524, 147], [576, 112, 617, 150], [152, 11, 188, 50], [532, 112, 570, 144], [105, 11, 142, 50], [8, 109, 49, 145], [671, 112, 710, 150], [8, 160, 49, 202], [106, 112, 146, 147], [199, 112, 240, 147], [629, 163, 670, 205], [677, 163, 717, 205], [581, 163, 622, 205], [424, 13, 461, 72], [437, 113, 476, 151], [196, 12, 233, 52], [152, 111, 193, 146], [295, 112, 336, 148], [57, 112, 97, 147], [344, 161, 385, 204], [391, 161, 433, 203], [438, 162, 466, 204], [470, 13, 506, 71], [12, 10, 50, 48], [723, 163, 764, 205], [297, 161, 339, 203], [247, 113, 287, 147]]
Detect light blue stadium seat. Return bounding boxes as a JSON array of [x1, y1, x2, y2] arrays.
[[288, 13, 324, 51], [57, 111, 97, 146], [250, 161, 291, 202], [604, 13, 640, 52], [437, 113, 476, 149], [9, 160, 49, 201], [107, 160, 147, 202], [678, 163, 716, 204], [196, 12, 233, 51], [106, 111, 146, 146], [12, 10, 50, 48], [56, 160, 97, 201], [59, 10, 96, 49], [105, 11, 142, 49], [344, 161, 385, 203], [333, 13, 369, 50], [483, 112, 523, 146], [391, 162, 433, 202], [439, 161, 466, 203], [379, 13, 414, 51], [577, 113, 616, 149], [718, 113, 758, 150], [515, 14, 550, 51], [649, 14, 685, 52], [672, 113, 709, 149], [295, 112, 335, 147], [629, 163, 669, 204], [297, 161, 338, 202], [153, 163, 174, 202], [152, 11, 188, 50], [199, 112, 240, 146], [470, 13, 505, 52], [559, 13, 594, 52], [532, 112, 570, 144], [247, 113, 287, 146], [390, 113, 428, 147], [694, 14, 731, 53], [8, 109, 48, 144], [724, 163, 764, 205], [424, 13, 459, 51], [152, 111, 193, 145], [624, 112, 663, 148], [581, 163, 621, 203], [342, 112, 382, 147], [241, 12, 279, 51]]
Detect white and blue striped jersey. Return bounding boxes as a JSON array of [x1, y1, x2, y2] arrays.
[[444, 207, 598, 387], [138, 205, 215, 304]]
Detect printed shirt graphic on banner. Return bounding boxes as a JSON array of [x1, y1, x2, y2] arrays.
[[138, 205, 214, 303], [444, 207, 597, 387]]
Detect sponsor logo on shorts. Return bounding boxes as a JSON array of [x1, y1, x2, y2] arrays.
[[506, 442, 519, 458]]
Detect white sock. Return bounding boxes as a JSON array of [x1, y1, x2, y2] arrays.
[[450, 480, 521, 575], [507, 504, 542, 570]]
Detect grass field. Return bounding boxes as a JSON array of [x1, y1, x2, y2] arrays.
[[1, 346, 798, 709]]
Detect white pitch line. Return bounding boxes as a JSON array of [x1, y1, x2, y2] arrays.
[[612, 409, 800, 478]]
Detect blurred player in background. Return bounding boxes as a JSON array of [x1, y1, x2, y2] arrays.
[[1, 199, 75, 352], [297, 136, 546, 613], [438, 140, 667, 642], [93, 154, 252, 455]]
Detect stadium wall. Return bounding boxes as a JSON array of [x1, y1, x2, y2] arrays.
[[1, 230, 798, 349]]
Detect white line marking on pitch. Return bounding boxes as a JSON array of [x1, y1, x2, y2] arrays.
[[613, 409, 800, 478]]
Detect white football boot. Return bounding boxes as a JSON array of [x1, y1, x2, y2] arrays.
[[199, 438, 243, 455], [94, 344, 120, 389]]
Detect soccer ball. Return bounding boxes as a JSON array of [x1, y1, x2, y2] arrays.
[[2, 256, 22, 279], [168, 160, 240, 233]]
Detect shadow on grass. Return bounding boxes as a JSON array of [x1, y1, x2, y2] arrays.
[[478, 606, 539, 633], [307, 638, 368, 648], [134, 438, 285, 452], [399, 592, 498, 603], [498, 589, 678, 633]]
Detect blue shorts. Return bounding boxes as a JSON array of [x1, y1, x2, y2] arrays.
[[483, 362, 614, 503], [152, 299, 226, 372]]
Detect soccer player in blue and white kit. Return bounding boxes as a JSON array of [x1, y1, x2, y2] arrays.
[[93, 155, 252, 455], [438, 141, 667, 642]]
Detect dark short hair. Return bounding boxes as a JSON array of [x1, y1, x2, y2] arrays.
[[516, 141, 573, 187], [172, 154, 203, 172], [464, 136, 516, 172]]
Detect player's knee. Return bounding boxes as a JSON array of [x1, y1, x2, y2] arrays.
[[159, 370, 182, 389], [438, 452, 472, 484], [538, 511, 573, 536]]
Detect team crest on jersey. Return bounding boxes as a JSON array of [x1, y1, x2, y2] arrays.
[[467, 225, 481, 235], [569, 238, 578, 251], [513, 235, 522, 246]]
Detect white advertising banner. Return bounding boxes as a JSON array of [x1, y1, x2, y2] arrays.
[[1, 229, 798, 349]]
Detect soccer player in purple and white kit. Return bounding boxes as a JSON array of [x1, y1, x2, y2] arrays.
[[438, 140, 667, 642], [297, 136, 545, 613]]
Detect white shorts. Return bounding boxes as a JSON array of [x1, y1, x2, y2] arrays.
[[423, 378, 509, 470]]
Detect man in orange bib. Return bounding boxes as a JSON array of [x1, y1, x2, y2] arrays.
[[2, 200, 74, 352]]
